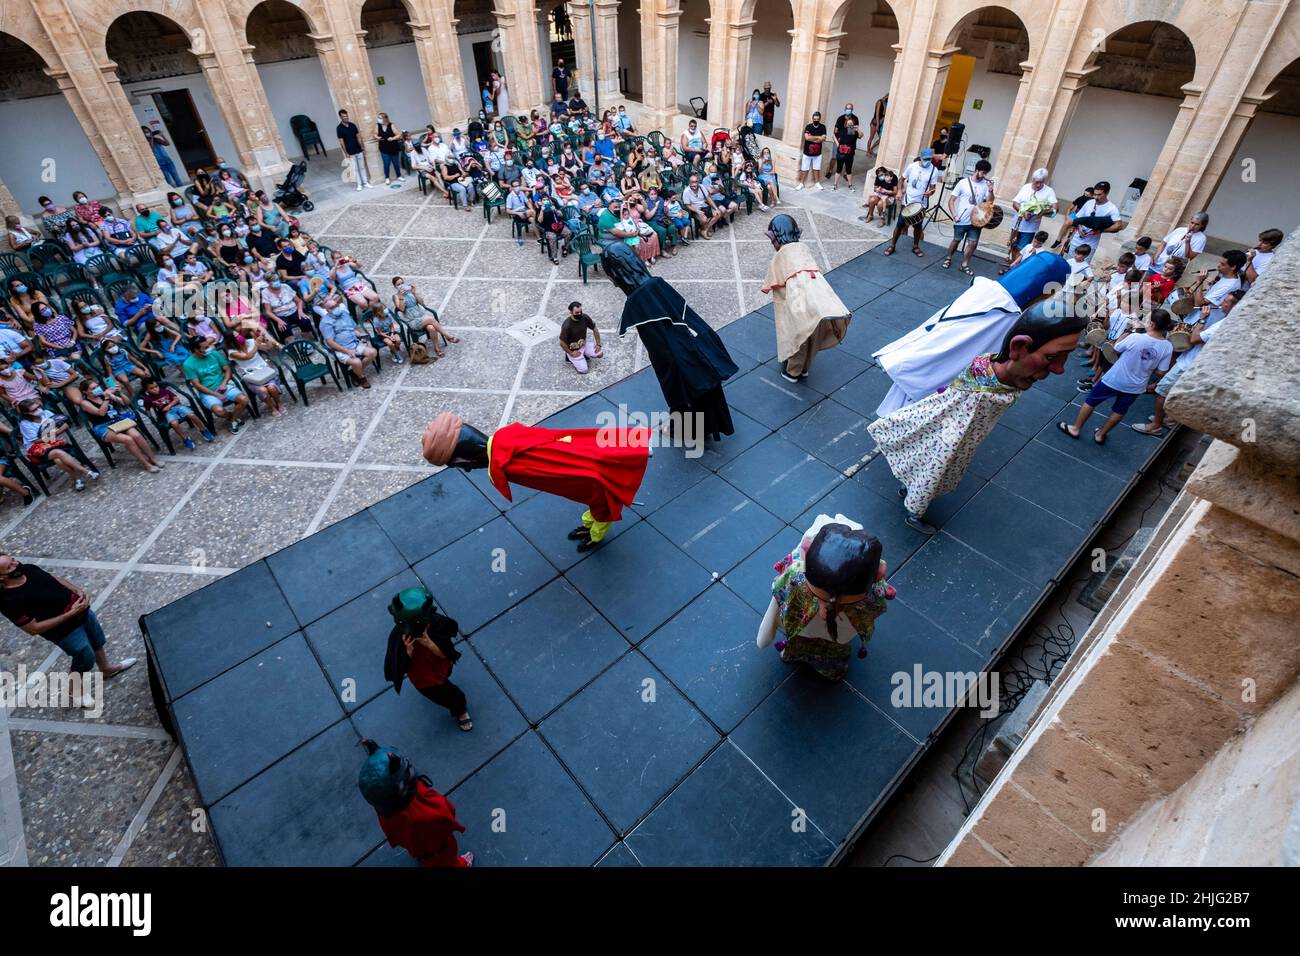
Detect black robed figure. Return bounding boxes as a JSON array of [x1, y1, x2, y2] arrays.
[[601, 243, 738, 441]]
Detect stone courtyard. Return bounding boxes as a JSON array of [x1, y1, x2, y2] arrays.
[[0, 182, 872, 866]]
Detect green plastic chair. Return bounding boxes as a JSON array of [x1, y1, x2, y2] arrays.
[[571, 233, 603, 284], [275, 339, 341, 406]]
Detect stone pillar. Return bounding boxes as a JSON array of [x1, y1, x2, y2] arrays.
[[639, 0, 682, 130], [592, 0, 622, 106], [0, 176, 19, 220], [782, 28, 844, 150], [189, 3, 292, 194], [494, 0, 547, 114], [874, 0, 940, 174], [409, 1, 472, 130], [568, 1, 596, 101], [1127, 0, 1288, 241], [707, 11, 755, 128], [30, 0, 167, 207], [309, 19, 383, 178], [938, 226, 1300, 867]]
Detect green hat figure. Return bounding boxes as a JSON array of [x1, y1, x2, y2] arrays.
[[388, 586, 434, 636]]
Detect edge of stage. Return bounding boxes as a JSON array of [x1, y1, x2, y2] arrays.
[[140, 241, 1178, 867]]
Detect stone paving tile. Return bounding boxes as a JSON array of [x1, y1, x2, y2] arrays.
[[119, 761, 220, 867]]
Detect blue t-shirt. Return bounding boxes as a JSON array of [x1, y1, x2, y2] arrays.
[[115, 292, 154, 329], [319, 309, 360, 350]]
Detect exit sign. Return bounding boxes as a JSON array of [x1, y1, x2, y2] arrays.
[[972, 98, 984, 109]]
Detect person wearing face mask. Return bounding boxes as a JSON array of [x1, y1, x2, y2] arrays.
[[71, 191, 105, 229], [215, 225, 244, 268], [5, 215, 35, 253], [883, 148, 941, 257], [505, 183, 536, 245], [61, 221, 102, 265], [98, 339, 150, 401], [37, 196, 75, 236], [99, 208, 137, 257], [74, 303, 119, 348], [795, 112, 828, 190], [143, 124, 183, 187], [389, 277, 456, 355], [376, 112, 405, 187], [31, 304, 79, 359], [828, 104, 862, 190], [166, 191, 203, 238], [133, 203, 167, 240]]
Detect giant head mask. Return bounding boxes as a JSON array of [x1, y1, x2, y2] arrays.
[[766, 213, 802, 250], [804, 524, 883, 640], [422, 412, 489, 470], [358, 739, 419, 816], [994, 299, 1089, 390], [601, 242, 652, 295]]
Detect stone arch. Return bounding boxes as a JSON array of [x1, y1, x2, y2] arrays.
[[91, 0, 206, 61]]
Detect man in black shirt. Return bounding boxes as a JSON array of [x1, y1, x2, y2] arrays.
[[336, 109, 372, 191], [0, 553, 135, 693], [552, 59, 571, 98], [828, 105, 862, 190], [759, 82, 781, 137], [559, 301, 602, 374], [275, 238, 307, 280], [246, 223, 280, 259], [568, 90, 588, 118], [796, 112, 828, 191]]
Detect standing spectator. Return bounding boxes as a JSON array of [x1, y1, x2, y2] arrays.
[[867, 93, 888, 154], [1149, 212, 1209, 277], [745, 91, 764, 130], [828, 104, 862, 190], [376, 113, 405, 187], [1007, 168, 1058, 265], [337, 109, 372, 191], [1071, 181, 1124, 262], [759, 81, 781, 137], [552, 58, 570, 99], [143, 125, 183, 188], [795, 111, 828, 191], [943, 158, 993, 275], [884, 148, 941, 257], [0, 554, 135, 707]]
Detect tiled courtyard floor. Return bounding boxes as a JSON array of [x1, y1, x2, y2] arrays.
[[0, 183, 879, 866]]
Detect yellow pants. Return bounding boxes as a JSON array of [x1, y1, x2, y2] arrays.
[[581, 510, 613, 542]]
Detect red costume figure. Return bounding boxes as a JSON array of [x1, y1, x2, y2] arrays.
[[422, 412, 650, 551], [358, 739, 473, 867]]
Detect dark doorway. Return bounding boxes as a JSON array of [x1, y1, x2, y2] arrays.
[[472, 40, 497, 94], [153, 89, 216, 172]]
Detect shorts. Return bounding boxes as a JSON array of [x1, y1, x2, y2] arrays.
[[954, 223, 982, 242], [198, 383, 243, 410], [1084, 380, 1139, 416], [800, 153, 823, 171], [1014, 231, 1036, 249], [1154, 362, 1186, 398], [92, 413, 135, 440], [165, 404, 194, 423]]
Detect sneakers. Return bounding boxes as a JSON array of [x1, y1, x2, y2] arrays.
[[391, 352, 404, 364], [146, 465, 160, 474], [154, 459, 165, 469], [759, 203, 770, 211], [814, 182, 824, 191], [87, 469, 100, 480], [230, 418, 245, 434], [363, 182, 373, 189], [356, 183, 364, 191], [201, 430, 216, 443], [74, 478, 86, 491], [183, 437, 196, 450], [794, 182, 804, 191]]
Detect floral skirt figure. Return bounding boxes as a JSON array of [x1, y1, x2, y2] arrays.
[[756, 514, 896, 681]]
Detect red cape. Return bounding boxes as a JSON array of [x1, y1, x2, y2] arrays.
[[489, 422, 650, 522], [377, 780, 467, 867]]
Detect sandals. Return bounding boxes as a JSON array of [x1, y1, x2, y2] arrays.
[[457, 715, 474, 732], [912, 246, 924, 257], [941, 257, 952, 269], [1057, 422, 1079, 440], [960, 265, 975, 276], [883, 246, 896, 257]]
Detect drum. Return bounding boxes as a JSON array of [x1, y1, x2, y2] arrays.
[[1085, 325, 1107, 347], [1101, 341, 1120, 364], [1169, 324, 1192, 352], [972, 202, 1004, 230], [900, 202, 925, 228], [1169, 295, 1195, 318]]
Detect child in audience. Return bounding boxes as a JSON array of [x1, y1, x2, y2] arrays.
[[98, 340, 150, 400], [17, 397, 98, 491], [367, 304, 405, 365], [142, 378, 214, 449]]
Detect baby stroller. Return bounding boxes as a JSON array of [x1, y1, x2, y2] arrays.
[[274, 161, 315, 212]]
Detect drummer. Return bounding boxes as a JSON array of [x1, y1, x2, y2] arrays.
[[941, 158, 993, 275], [1071, 180, 1124, 263], [1191, 250, 1246, 324], [883, 148, 942, 258]]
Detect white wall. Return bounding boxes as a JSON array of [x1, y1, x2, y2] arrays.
[[617, 4, 643, 99], [745, 0, 793, 131], [1206, 111, 1300, 247], [122, 73, 239, 172], [827, 9, 895, 123], [0, 94, 114, 210], [957, 66, 1019, 173], [370, 43, 434, 131], [676, 2, 709, 113], [1050, 86, 1181, 215], [257, 57, 339, 162]]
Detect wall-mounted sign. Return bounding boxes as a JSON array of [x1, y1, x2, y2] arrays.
[[972, 99, 984, 109]]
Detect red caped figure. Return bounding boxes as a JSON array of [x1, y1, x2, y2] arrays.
[[422, 412, 650, 551], [357, 739, 473, 867]]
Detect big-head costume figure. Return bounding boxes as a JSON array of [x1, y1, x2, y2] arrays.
[[867, 299, 1089, 533], [872, 252, 1070, 416], [761, 213, 851, 383], [601, 242, 739, 441], [422, 412, 650, 550], [357, 739, 473, 867]]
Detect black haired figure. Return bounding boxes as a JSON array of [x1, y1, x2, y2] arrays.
[[868, 299, 1089, 533], [756, 515, 896, 681], [601, 242, 738, 441], [358, 740, 473, 867]]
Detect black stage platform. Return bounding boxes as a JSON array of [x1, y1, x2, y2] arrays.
[[141, 241, 1174, 866]]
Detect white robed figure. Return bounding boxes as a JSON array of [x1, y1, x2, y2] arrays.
[[868, 300, 1088, 534], [872, 253, 1069, 417]]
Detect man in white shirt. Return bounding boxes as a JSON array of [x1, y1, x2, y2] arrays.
[[1133, 289, 1241, 437], [1150, 212, 1209, 275], [1244, 228, 1283, 286], [885, 148, 942, 258], [1192, 250, 1246, 323], [1010, 168, 1058, 254], [1072, 180, 1124, 262], [943, 158, 993, 274]]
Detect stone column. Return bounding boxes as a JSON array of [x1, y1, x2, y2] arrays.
[[879, 43, 955, 175], [937, 226, 1300, 867], [190, 5, 291, 194], [1127, 0, 1288, 241], [30, 0, 166, 207], [707, 11, 756, 127], [568, 1, 596, 101], [639, 0, 682, 130], [592, 0, 622, 105], [409, 1, 473, 130], [782, 28, 844, 150], [309, 21, 383, 178], [494, 0, 547, 114], [0, 176, 19, 221]]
